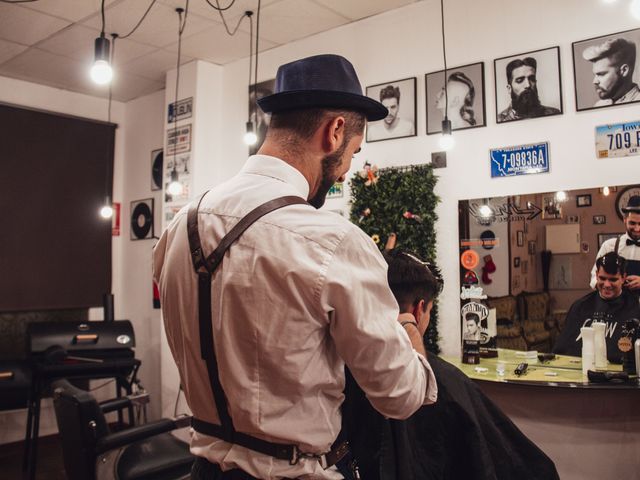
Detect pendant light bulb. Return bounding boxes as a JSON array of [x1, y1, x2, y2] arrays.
[[602, 186, 611, 196], [438, 118, 455, 151], [100, 196, 113, 219], [243, 121, 257, 146], [167, 168, 183, 196], [90, 34, 113, 85]]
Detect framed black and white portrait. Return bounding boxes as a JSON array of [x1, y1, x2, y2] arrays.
[[572, 28, 640, 111], [249, 78, 275, 155], [425, 62, 486, 134], [366, 77, 417, 143], [494, 46, 563, 124]]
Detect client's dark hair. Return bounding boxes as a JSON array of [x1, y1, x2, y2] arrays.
[[384, 250, 443, 312], [595, 252, 627, 276]]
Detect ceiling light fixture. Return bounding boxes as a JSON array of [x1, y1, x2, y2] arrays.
[[90, 1, 112, 85], [100, 195, 114, 219], [244, 10, 256, 146], [167, 166, 183, 196], [438, 0, 454, 151]]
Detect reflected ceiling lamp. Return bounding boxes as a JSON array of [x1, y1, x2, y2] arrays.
[[90, 1, 112, 85], [438, 0, 454, 151], [555, 191, 567, 202]]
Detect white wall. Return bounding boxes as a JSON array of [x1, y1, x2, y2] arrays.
[[217, 0, 640, 357]]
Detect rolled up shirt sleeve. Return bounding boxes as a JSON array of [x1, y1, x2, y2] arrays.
[[319, 227, 437, 419]]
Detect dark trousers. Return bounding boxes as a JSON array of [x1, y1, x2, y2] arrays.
[[191, 457, 262, 479], [191, 455, 356, 480]]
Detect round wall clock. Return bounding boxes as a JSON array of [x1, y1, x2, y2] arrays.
[[615, 185, 640, 220]]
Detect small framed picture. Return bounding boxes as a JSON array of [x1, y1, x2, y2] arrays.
[[366, 77, 417, 142], [567, 215, 579, 223], [542, 194, 562, 219], [577, 194, 592, 207], [528, 241, 536, 255], [517, 230, 524, 247], [572, 28, 640, 112], [425, 62, 486, 134], [598, 232, 623, 248], [593, 215, 606, 225], [513, 257, 521, 268], [494, 46, 563, 124], [151, 149, 163, 191]]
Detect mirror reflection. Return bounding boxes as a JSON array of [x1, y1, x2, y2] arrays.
[[458, 183, 640, 359]]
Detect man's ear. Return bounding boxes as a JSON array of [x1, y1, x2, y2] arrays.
[[413, 299, 425, 320], [620, 63, 630, 78], [322, 115, 346, 153]]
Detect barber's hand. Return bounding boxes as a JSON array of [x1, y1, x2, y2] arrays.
[[625, 275, 640, 290], [397, 313, 427, 357]]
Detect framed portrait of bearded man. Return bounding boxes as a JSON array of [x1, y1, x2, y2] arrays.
[[494, 46, 563, 124], [573, 28, 640, 111]]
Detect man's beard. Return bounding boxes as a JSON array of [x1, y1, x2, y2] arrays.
[[308, 147, 345, 209], [512, 88, 542, 116], [627, 226, 640, 240]]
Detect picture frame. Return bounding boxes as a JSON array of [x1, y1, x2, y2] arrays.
[[130, 198, 154, 241], [577, 194, 592, 207], [425, 62, 486, 134], [528, 240, 536, 255], [366, 77, 417, 142], [150, 148, 163, 191], [517, 230, 524, 247], [513, 257, 521, 268], [249, 78, 275, 155], [572, 28, 640, 112], [593, 214, 606, 225], [542, 194, 562, 219], [567, 215, 579, 224], [494, 46, 563, 124], [598, 232, 623, 249]]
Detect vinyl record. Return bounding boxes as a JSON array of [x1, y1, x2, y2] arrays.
[[151, 150, 163, 190], [131, 200, 153, 240]]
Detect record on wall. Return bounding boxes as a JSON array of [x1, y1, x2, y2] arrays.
[[130, 198, 154, 240], [151, 149, 163, 191]]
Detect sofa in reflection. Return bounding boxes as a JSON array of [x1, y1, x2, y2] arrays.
[[485, 292, 558, 352]]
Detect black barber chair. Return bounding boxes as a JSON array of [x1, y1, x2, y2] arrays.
[[52, 379, 194, 480]]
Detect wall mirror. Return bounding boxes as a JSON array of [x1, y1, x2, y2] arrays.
[[458, 183, 640, 353]]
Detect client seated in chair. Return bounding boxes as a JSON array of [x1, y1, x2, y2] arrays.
[[342, 249, 559, 480], [553, 252, 640, 363], [52, 378, 193, 480]]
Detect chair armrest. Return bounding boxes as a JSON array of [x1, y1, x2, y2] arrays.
[[96, 418, 183, 454], [99, 397, 132, 414]]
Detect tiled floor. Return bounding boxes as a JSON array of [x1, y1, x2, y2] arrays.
[[2, 435, 67, 480]]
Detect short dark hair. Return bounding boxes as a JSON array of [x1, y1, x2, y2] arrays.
[[595, 252, 626, 276], [268, 108, 365, 140], [379, 85, 400, 103], [384, 250, 443, 312], [506, 57, 537, 83], [465, 313, 480, 323]]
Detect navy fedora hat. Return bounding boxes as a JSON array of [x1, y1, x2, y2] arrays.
[[622, 195, 640, 213], [257, 54, 388, 121]]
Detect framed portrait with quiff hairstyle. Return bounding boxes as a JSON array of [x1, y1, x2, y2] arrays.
[[365, 77, 417, 143], [425, 62, 486, 135], [494, 46, 563, 124], [572, 28, 640, 112]]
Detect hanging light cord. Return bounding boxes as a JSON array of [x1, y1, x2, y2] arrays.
[[107, 33, 117, 123], [206, 0, 247, 36], [119, 0, 158, 39], [172, 1, 189, 180], [248, 13, 254, 123], [254, 0, 261, 100], [440, 0, 449, 120]]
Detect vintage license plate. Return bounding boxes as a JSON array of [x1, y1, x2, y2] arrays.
[[490, 142, 549, 178], [595, 121, 640, 159]]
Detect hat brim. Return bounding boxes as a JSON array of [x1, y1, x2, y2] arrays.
[[258, 90, 388, 121], [622, 207, 640, 213]]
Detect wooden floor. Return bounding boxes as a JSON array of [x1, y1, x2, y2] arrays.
[[1, 435, 67, 480]]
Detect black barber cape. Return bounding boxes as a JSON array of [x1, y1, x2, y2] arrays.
[[552, 290, 640, 363], [342, 352, 558, 480]]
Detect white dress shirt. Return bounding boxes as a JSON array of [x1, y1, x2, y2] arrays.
[[590, 233, 640, 289], [153, 155, 436, 479]]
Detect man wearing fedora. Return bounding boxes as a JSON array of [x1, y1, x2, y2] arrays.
[[154, 54, 436, 480], [590, 195, 640, 293]]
